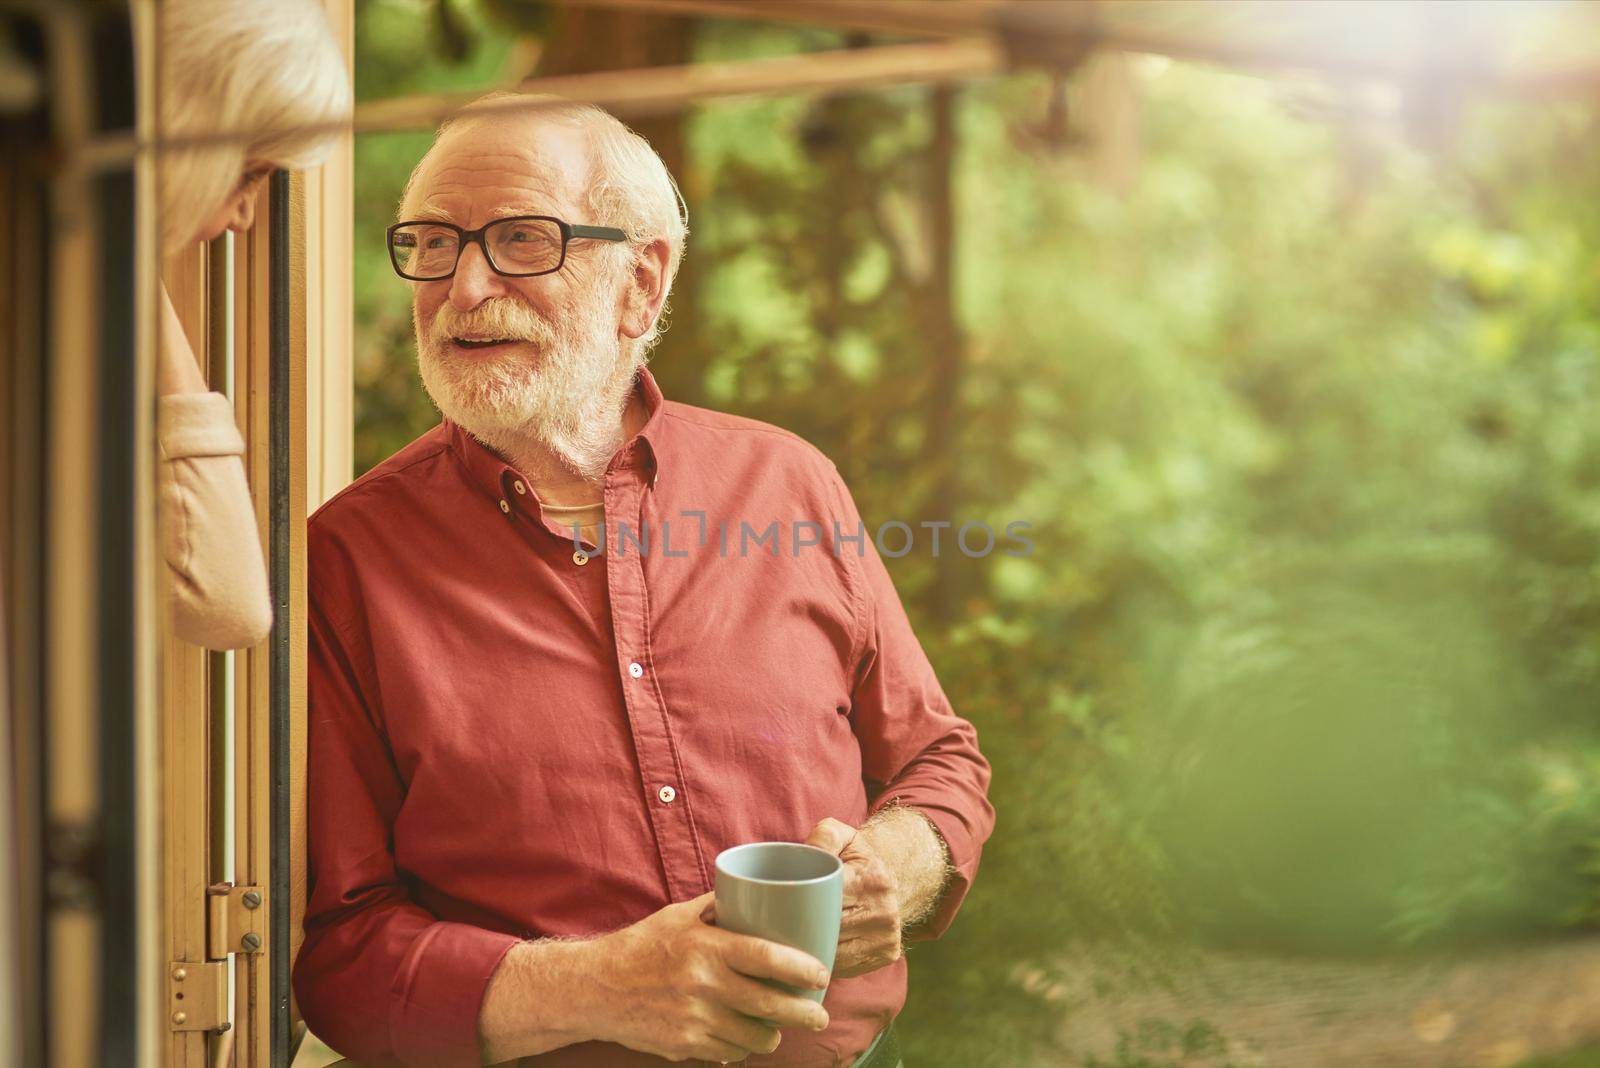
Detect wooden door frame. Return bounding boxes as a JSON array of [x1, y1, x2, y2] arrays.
[[152, 1, 352, 1064]]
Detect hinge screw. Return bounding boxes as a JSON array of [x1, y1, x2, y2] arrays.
[[171, 1012, 187, 1026], [240, 932, 262, 952], [242, 890, 261, 910], [172, 967, 186, 982]]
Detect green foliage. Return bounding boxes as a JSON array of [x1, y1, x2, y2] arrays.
[[1084, 1018, 1233, 1068], [353, 6, 1600, 1063], [351, 0, 516, 472], [1519, 1048, 1600, 1068]]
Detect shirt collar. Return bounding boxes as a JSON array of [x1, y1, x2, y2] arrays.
[[444, 364, 669, 511], [632, 363, 668, 484]]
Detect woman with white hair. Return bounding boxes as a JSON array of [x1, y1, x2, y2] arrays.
[[154, 0, 350, 648]]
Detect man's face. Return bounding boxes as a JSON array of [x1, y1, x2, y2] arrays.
[[404, 117, 637, 467]]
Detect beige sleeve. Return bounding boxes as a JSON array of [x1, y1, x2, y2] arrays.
[[158, 392, 274, 649]]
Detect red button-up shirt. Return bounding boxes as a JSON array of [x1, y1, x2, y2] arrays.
[[295, 368, 994, 1067]]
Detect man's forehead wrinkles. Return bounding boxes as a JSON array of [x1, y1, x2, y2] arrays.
[[445, 147, 548, 167], [426, 162, 561, 191], [419, 165, 567, 202], [410, 203, 572, 225]]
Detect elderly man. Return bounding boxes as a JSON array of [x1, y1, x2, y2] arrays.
[[294, 94, 994, 1067]]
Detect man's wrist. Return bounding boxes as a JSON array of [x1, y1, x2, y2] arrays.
[[861, 805, 952, 929], [478, 935, 608, 1062], [562, 930, 613, 1046]]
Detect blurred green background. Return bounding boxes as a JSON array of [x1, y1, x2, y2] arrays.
[[349, 2, 1600, 1063]]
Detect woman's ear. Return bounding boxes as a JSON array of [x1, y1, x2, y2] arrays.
[[621, 238, 672, 341], [225, 165, 273, 234], [224, 188, 259, 234]]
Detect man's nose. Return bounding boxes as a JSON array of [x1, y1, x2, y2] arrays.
[[448, 242, 505, 310]]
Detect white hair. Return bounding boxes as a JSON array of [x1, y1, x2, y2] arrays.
[[400, 93, 690, 356], [156, 0, 351, 254]]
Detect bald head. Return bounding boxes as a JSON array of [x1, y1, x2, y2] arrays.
[[401, 112, 588, 226], [399, 95, 688, 289]]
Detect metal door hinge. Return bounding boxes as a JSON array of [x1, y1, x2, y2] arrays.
[[207, 882, 266, 960], [167, 960, 229, 1033]]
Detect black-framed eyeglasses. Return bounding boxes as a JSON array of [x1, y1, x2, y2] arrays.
[[386, 215, 628, 281]]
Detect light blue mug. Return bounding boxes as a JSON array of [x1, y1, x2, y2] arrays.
[[714, 842, 844, 1004]]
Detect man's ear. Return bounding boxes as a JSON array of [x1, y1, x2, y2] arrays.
[[620, 238, 673, 341]]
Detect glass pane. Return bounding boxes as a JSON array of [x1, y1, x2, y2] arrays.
[[487, 217, 563, 274], [391, 223, 459, 278]]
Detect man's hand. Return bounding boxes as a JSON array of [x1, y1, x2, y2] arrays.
[[806, 809, 952, 979], [805, 818, 903, 978], [584, 893, 832, 1063]]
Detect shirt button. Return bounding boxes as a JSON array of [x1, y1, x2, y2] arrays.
[[513, 480, 527, 495], [498, 499, 511, 514], [658, 785, 676, 804], [628, 662, 644, 679], [572, 550, 589, 566]]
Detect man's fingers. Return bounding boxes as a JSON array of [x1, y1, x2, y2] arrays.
[[838, 836, 874, 863], [693, 1034, 753, 1064], [718, 971, 831, 1032], [841, 902, 898, 930], [672, 890, 718, 925], [708, 1006, 783, 1057], [840, 868, 870, 907], [718, 931, 830, 990], [833, 935, 901, 978], [805, 817, 857, 855], [840, 929, 900, 955], [688, 889, 718, 924]]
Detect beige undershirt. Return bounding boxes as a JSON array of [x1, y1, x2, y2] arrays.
[[158, 391, 274, 649], [539, 499, 605, 550], [519, 389, 647, 552]]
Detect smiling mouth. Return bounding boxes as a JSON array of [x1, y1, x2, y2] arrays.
[[452, 337, 518, 350]]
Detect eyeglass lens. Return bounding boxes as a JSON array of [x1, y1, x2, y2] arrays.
[[391, 217, 565, 279]]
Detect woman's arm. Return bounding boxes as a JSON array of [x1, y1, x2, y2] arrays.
[[157, 282, 274, 649]]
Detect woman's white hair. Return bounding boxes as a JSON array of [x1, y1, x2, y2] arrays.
[[156, 0, 351, 254], [401, 93, 690, 356]]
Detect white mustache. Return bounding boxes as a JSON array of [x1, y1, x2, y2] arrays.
[[428, 297, 552, 346]]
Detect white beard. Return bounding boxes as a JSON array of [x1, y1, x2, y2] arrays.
[[416, 288, 643, 482]]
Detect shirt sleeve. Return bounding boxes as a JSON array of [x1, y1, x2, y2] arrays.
[[293, 584, 520, 1067], [157, 392, 274, 649], [829, 466, 996, 942]]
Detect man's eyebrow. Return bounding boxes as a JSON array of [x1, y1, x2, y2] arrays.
[[405, 206, 456, 224]]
